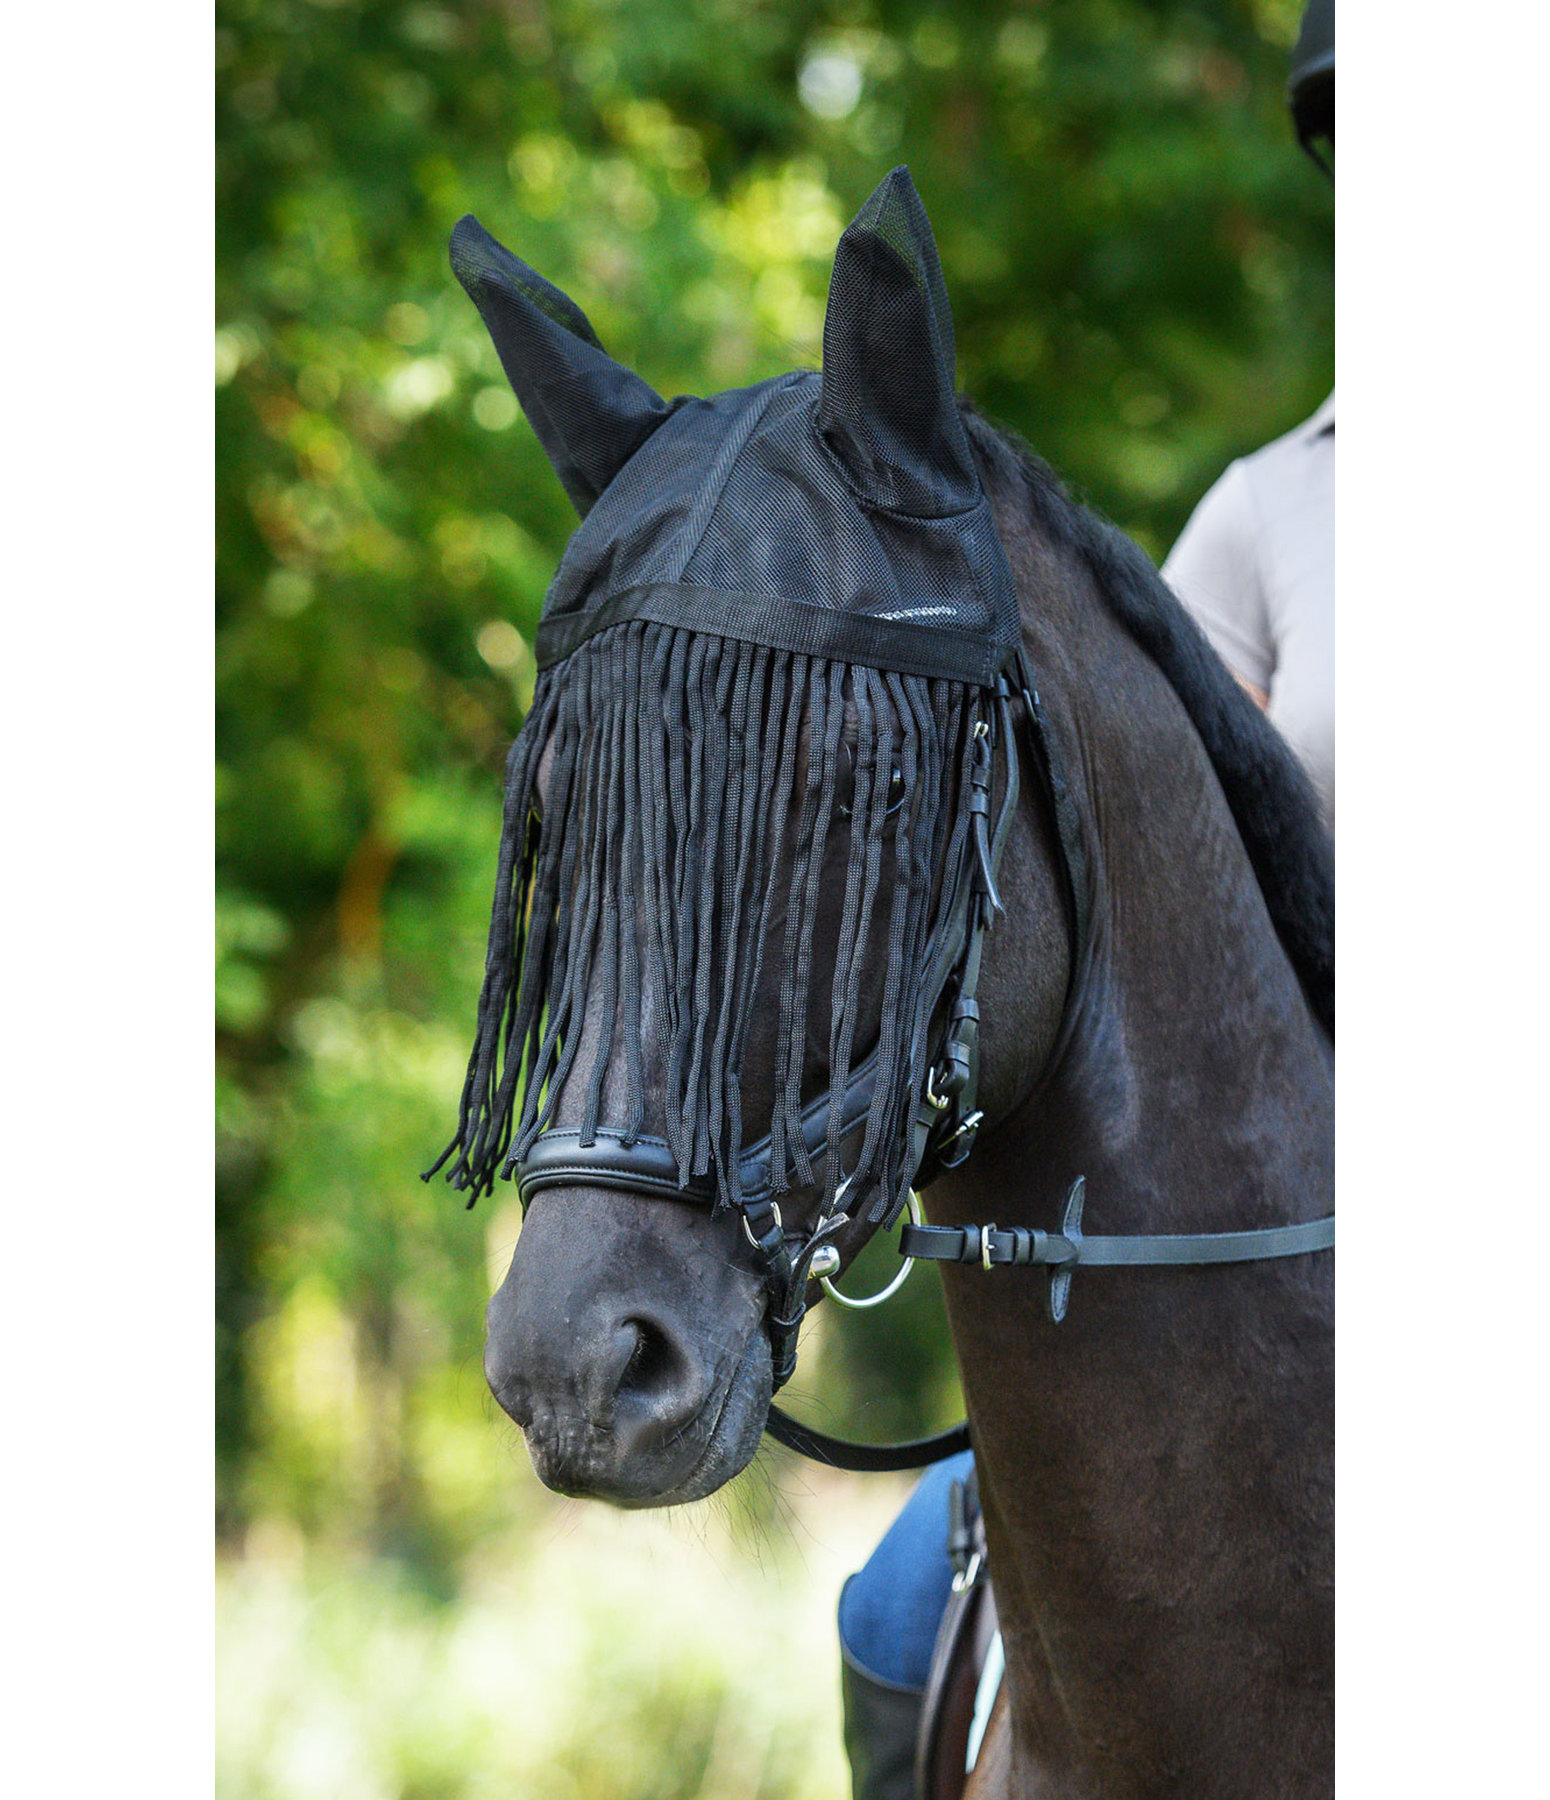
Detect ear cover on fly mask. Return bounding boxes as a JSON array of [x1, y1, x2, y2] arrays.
[[450, 213, 673, 517], [817, 164, 981, 518]]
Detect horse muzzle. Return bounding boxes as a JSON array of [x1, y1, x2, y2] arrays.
[[484, 1185, 773, 1506]]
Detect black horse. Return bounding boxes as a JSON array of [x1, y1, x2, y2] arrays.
[[433, 171, 1334, 1797]]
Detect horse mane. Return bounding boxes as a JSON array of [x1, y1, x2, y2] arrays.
[[960, 406, 1335, 1041]]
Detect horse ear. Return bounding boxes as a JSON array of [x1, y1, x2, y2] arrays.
[[450, 215, 671, 517], [817, 167, 980, 517]]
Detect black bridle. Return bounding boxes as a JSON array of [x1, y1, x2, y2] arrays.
[[509, 646, 1335, 1473]]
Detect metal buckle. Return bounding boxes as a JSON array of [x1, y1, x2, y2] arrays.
[[951, 1549, 983, 1595], [980, 1224, 996, 1272], [742, 1201, 782, 1251]]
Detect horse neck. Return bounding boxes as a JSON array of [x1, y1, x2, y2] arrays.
[[933, 569, 1334, 1796]]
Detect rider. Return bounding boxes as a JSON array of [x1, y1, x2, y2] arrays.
[[836, 7, 1335, 1794], [1163, 0, 1334, 829]]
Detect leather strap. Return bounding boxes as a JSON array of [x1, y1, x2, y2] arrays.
[[513, 1049, 880, 1207], [902, 1174, 1334, 1327], [900, 1216, 1336, 1268], [763, 1403, 971, 1472]]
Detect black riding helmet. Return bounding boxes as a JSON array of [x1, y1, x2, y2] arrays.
[[1288, 0, 1335, 164]]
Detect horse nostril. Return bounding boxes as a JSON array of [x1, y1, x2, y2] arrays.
[[616, 1316, 686, 1405], [609, 1314, 708, 1458]]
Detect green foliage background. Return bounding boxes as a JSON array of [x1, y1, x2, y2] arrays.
[[216, 1, 1331, 1793]]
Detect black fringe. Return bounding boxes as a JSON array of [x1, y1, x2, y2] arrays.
[[427, 620, 979, 1220]]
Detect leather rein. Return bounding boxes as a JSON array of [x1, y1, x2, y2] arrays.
[[510, 646, 1335, 1473]]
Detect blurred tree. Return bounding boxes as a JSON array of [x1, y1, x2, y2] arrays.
[[216, 0, 1331, 1560]]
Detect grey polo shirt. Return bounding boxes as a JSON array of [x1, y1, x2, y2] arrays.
[[1163, 393, 1334, 832]]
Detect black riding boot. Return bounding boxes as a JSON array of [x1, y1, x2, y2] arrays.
[[841, 1645, 923, 1800]]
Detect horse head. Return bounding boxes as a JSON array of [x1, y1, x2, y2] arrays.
[[428, 169, 1073, 1506]]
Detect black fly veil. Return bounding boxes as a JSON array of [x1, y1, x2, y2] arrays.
[[427, 169, 1023, 1232]]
